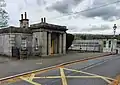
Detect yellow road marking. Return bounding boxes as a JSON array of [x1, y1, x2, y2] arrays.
[[33, 76, 116, 79], [29, 74, 35, 81], [20, 77, 41, 85], [60, 67, 68, 85], [101, 76, 112, 84], [34, 76, 61, 79], [110, 75, 120, 85], [63, 68, 115, 84], [66, 76, 111, 78], [0, 53, 114, 85], [63, 68, 115, 80]]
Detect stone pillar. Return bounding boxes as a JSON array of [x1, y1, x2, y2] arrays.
[[112, 39, 117, 49], [43, 32, 47, 56], [112, 39, 117, 52], [106, 40, 109, 49], [48, 32, 51, 55], [63, 33, 66, 54], [55, 38, 58, 54], [59, 34, 62, 54]]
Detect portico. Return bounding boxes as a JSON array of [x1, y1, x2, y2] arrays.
[[30, 17, 68, 56], [47, 32, 66, 55]]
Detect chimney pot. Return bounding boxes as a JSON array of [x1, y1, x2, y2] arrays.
[[25, 12, 27, 19], [41, 18, 43, 23], [21, 14, 23, 20], [44, 17, 46, 23]]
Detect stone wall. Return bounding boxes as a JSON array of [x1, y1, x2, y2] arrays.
[[32, 31, 45, 56], [0, 34, 13, 56]]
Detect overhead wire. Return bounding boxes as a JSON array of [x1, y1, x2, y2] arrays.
[[48, 0, 120, 20], [31, 0, 120, 24]]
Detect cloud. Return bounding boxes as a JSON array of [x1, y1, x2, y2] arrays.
[[5, 0, 119, 34], [36, 0, 46, 6], [79, 0, 120, 21], [81, 24, 111, 31], [46, 0, 120, 21], [47, 0, 83, 14]]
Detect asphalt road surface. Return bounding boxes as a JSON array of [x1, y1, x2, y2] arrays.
[[0, 52, 107, 78], [8, 54, 120, 85]]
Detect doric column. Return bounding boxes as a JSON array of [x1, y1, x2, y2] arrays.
[[59, 34, 62, 54], [112, 39, 117, 52], [63, 33, 66, 54], [55, 38, 58, 54], [43, 32, 47, 56], [48, 32, 51, 55], [106, 40, 109, 49]]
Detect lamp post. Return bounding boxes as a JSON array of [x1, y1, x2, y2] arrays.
[[113, 24, 117, 38], [111, 24, 117, 52]]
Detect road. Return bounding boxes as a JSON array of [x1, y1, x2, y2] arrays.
[[8, 54, 120, 85], [0, 52, 108, 78]]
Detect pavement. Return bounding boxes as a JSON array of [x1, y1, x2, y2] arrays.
[[0, 52, 112, 78], [7, 54, 120, 85], [0, 56, 10, 63]]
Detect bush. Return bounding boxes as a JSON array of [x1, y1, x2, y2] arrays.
[[66, 33, 74, 51]]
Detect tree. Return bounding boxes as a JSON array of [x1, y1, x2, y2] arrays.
[[81, 35, 86, 40], [0, 0, 9, 28], [66, 33, 74, 51]]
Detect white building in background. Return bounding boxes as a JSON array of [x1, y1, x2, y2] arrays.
[[70, 40, 103, 52], [70, 39, 120, 54], [102, 39, 120, 54]]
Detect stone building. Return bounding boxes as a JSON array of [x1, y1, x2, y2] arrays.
[[0, 12, 67, 58]]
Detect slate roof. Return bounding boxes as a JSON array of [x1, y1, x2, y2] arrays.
[[30, 22, 68, 31], [0, 26, 32, 34], [0, 22, 67, 34]]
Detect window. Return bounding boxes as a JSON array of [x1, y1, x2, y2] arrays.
[[103, 41, 106, 47], [117, 41, 120, 48], [35, 38, 38, 50], [109, 41, 111, 48], [21, 38, 27, 50], [23, 26, 26, 28]]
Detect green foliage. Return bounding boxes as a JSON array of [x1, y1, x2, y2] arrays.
[[74, 34, 120, 40], [66, 33, 74, 51], [0, 0, 9, 28], [80, 35, 86, 40]]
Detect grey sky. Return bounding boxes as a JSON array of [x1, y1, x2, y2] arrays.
[[47, 0, 83, 13], [4, 0, 120, 34], [81, 24, 111, 31], [80, 0, 120, 21]]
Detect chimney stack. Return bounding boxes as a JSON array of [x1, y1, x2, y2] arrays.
[[25, 12, 27, 19], [41, 18, 43, 23], [43, 17, 46, 23], [19, 12, 29, 28], [21, 14, 23, 20]]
